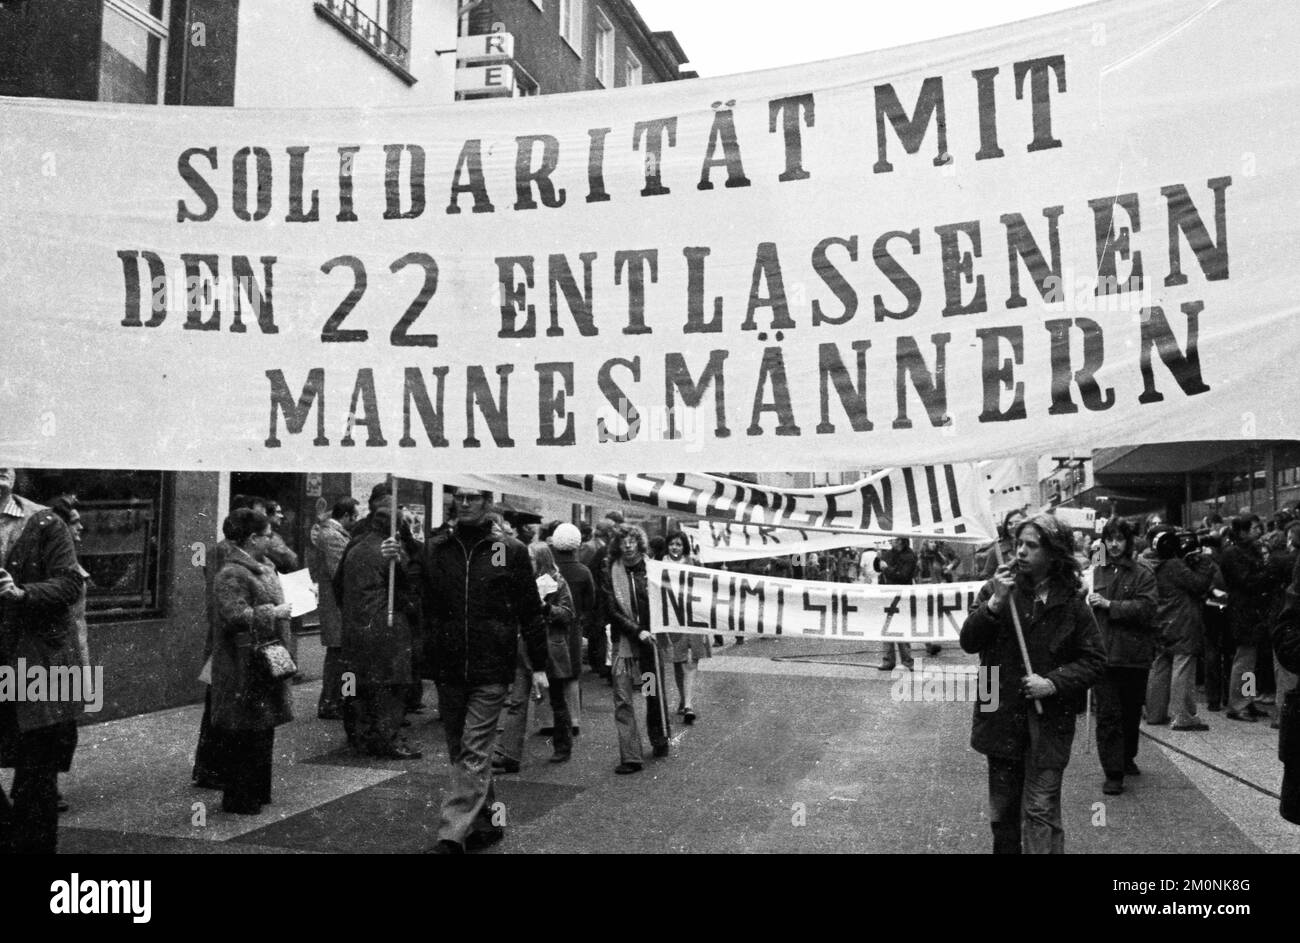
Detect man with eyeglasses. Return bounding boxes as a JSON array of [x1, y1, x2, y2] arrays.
[[398, 488, 548, 854]]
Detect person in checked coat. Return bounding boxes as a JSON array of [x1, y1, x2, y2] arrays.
[[960, 513, 1106, 854]]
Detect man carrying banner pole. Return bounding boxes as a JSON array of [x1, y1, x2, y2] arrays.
[[960, 514, 1105, 854]]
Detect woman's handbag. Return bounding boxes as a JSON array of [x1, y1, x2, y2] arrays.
[[253, 636, 298, 680]]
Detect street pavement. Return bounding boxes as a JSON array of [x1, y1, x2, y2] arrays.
[[17, 637, 1297, 854]]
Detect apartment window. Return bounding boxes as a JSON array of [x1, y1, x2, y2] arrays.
[[99, 0, 170, 103], [624, 48, 642, 86], [594, 10, 614, 87], [560, 0, 583, 54], [316, 0, 412, 73]]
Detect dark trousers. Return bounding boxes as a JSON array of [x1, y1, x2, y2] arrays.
[[587, 622, 609, 676], [643, 648, 671, 749], [0, 763, 60, 854], [548, 679, 573, 757], [356, 683, 406, 754], [193, 689, 230, 783], [1255, 621, 1276, 695], [1203, 608, 1231, 709], [1095, 666, 1148, 777], [221, 727, 275, 811], [318, 647, 346, 715], [405, 680, 425, 712]]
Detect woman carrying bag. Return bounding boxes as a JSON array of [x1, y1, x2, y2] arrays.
[[495, 543, 577, 769], [211, 508, 295, 815]]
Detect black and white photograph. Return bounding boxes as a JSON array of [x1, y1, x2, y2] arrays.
[[0, 0, 1296, 911]]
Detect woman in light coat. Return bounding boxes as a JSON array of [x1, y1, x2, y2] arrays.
[[657, 531, 710, 724]]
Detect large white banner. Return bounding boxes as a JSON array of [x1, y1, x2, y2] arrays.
[[3, 0, 1298, 473], [456, 465, 992, 537], [689, 522, 889, 563], [649, 560, 987, 642]]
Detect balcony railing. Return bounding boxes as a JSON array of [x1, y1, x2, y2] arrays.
[[316, 0, 409, 70]]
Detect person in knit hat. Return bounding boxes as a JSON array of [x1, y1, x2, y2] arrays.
[[551, 524, 597, 705]]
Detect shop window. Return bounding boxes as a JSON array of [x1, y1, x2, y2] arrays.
[[20, 469, 167, 618], [99, 0, 170, 103]]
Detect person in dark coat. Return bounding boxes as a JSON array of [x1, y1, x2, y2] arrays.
[[210, 508, 294, 816], [1143, 530, 1214, 731], [549, 522, 596, 728], [1199, 529, 1232, 712], [1087, 518, 1158, 795], [309, 497, 357, 720], [333, 497, 419, 760], [960, 513, 1106, 855], [0, 468, 83, 854], [1271, 557, 1300, 824], [1220, 514, 1275, 720], [1268, 522, 1300, 723], [407, 487, 548, 853], [875, 537, 918, 671]]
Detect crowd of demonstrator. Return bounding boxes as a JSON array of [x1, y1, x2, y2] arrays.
[[185, 488, 726, 838], [5, 453, 1299, 853]]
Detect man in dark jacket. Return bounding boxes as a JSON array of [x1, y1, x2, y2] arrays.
[[875, 537, 918, 671], [960, 513, 1105, 854], [0, 467, 83, 854], [1087, 519, 1158, 795], [1220, 514, 1275, 720], [1272, 557, 1300, 824], [405, 487, 548, 854]]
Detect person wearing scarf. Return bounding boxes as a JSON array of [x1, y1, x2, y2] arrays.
[[602, 525, 671, 774]]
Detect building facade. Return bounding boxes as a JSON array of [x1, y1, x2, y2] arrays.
[[2, 0, 689, 719]]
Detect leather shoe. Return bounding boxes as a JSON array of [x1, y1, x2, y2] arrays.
[[614, 762, 643, 775], [491, 757, 521, 774], [652, 742, 669, 758], [1102, 778, 1124, 795], [548, 751, 572, 764], [1170, 721, 1210, 731], [374, 744, 423, 760], [426, 839, 464, 854], [1248, 703, 1270, 717], [465, 827, 505, 851], [1124, 760, 1141, 776], [1225, 710, 1257, 722], [876, 663, 897, 672], [192, 775, 224, 791], [222, 799, 263, 815], [683, 709, 696, 725]]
